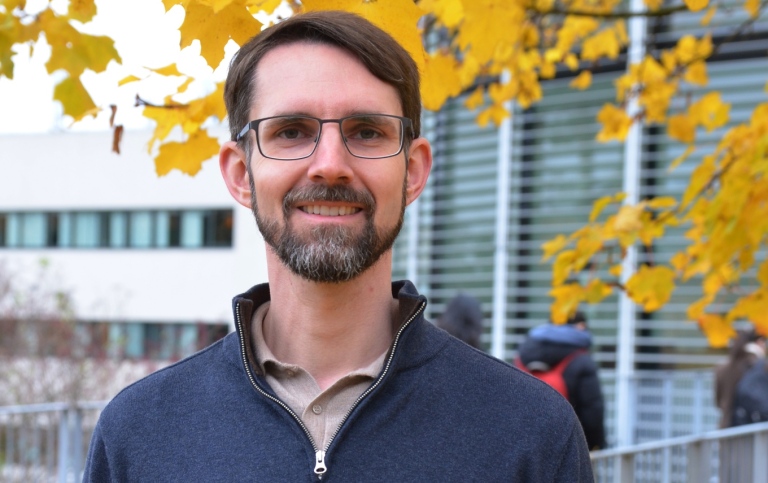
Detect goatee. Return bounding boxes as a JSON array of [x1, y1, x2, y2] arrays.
[[249, 181, 405, 283]]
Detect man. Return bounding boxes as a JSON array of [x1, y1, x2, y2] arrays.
[[517, 311, 607, 450], [84, 11, 593, 481]]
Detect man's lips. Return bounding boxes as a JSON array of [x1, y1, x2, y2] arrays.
[[298, 204, 363, 216]]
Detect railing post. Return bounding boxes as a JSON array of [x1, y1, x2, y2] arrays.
[[57, 408, 70, 483], [754, 430, 768, 483], [616, 453, 634, 483], [72, 407, 84, 481], [687, 440, 705, 483]]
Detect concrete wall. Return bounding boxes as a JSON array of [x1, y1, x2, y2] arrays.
[[0, 129, 268, 325]]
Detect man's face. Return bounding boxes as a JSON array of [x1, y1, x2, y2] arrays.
[[246, 42, 409, 283]]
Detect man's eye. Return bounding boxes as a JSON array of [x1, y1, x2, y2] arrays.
[[358, 128, 380, 139], [279, 128, 302, 139]]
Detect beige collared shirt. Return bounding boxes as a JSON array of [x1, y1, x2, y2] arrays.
[[251, 302, 387, 449]]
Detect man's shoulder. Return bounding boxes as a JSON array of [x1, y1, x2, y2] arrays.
[[99, 334, 238, 423], [422, 325, 578, 418]]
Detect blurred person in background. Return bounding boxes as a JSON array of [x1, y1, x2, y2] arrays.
[[434, 293, 484, 350], [714, 327, 766, 428], [517, 311, 607, 450]]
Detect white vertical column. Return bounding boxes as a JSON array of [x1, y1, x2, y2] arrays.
[[491, 71, 513, 360], [616, 0, 647, 448]]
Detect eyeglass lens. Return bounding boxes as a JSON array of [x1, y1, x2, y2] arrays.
[[257, 115, 404, 160]]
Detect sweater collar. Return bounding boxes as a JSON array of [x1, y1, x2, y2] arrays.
[[229, 280, 435, 379]]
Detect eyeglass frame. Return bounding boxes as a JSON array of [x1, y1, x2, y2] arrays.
[[235, 114, 414, 161]]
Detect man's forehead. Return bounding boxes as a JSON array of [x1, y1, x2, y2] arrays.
[[248, 41, 401, 119]]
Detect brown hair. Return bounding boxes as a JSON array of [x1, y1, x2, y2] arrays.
[[224, 10, 421, 153]]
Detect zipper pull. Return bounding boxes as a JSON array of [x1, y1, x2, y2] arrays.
[[314, 450, 327, 476]]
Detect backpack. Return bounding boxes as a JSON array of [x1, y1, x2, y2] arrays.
[[515, 350, 584, 401]]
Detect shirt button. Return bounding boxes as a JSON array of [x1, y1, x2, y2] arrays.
[[312, 404, 323, 415]]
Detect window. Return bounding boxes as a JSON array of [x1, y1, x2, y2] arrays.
[[0, 209, 235, 249]]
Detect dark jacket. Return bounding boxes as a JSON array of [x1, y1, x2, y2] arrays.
[[84, 281, 593, 482], [518, 324, 607, 450], [732, 359, 768, 426], [715, 330, 764, 428]]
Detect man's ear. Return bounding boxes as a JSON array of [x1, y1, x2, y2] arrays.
[[220, 140, 251, 209], [404, 137, 432, 206]]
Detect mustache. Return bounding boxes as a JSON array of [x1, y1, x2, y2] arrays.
[[282, 184, 376, 217]]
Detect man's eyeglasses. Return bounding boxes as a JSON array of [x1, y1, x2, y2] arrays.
[[236, 114, 413, 161]]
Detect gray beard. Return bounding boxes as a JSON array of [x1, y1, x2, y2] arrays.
[[249, 176, 406, 283]]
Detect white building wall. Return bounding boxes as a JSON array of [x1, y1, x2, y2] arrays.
[[0, 129, 268, 325]]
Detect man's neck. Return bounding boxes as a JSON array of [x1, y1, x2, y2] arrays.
[[262, 252, 397, 391]]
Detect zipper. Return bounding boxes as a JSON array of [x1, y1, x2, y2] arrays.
[[234, 303, 324, 476], [236, 299, 426, 481], [319, 300, 426, 474]]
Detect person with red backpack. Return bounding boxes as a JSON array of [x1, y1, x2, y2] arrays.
[[516, 311, 607, 450]]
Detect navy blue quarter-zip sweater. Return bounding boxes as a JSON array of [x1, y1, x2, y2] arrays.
[[83, 281, 593, 482]]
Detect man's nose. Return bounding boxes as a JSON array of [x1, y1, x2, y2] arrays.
[[306, 123, 354, 184]]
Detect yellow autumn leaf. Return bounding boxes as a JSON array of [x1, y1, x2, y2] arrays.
[[646, 196, 678, 209], [564, 53, 579, 71], [67, 0, 97, 23], [304, 0, 426, 79], [584, 279, 612, 303], [670, 252, 688, 273], [54, 76, 97, 121], [464, 86, 485, 110], [420, 0, 464, 28], [589, 192, 625, 222], [246, 0, 284, 16], [179, 0, 262, 69], [609, 264, 623, 277], [684, 60, 708, 86], [43, 10, 121, 77], [698, 314, 735, 348], [548, 283, 585, 324], [744, 0, 760, 17], [552, 250, 576, 286], [684, 0, 708, 12], [118, 75, 142, 86], [689, 92, 730, 131], [458, 0, 525, 64], [613, 204, 644, 233], [687, 296, 713, 320], [582, 29, 621, 61], [143, 105, 189, 150], [639, 213, 664, 246], [569, 71, 592, 90], [643, 0, 664, 10], [476, 104, 509, 127], [542, 234, 569, 261], [731, 290, 768, 334], [701, 6, 717, 25], [422, 52, 462, 111], [667, 113, 696, 143], [626, 265, 676, 312], [668, 145, 695, 172], [757, 259, 768, 286], [596, 104, 632, 142], [155, 131, 221, 176]]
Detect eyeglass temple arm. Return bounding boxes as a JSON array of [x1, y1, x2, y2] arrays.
[[236, 121, 254, 142]]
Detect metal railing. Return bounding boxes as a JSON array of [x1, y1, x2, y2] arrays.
[[0, 401, 107, 483], [0, 370, 728, 481], [599, 369, 720, 447], [591, 421, 768, 483]]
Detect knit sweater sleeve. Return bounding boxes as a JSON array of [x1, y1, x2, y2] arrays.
[[83, 419, 114, 482], [553, 417, 594, 482]]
